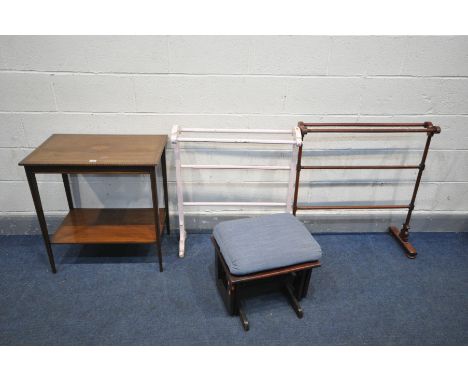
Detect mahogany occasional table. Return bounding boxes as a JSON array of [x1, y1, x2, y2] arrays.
[[19, 134, 170, 273]]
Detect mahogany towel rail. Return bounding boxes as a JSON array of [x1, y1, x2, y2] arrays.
[[293, 121, 441, 259]]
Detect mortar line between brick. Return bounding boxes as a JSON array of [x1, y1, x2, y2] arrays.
[[1, 111, 468, 117], [1, 179, 467, 185], [49, 76, 59, 111], [1, 69, 468, 79], [1, 210, 468, 215]]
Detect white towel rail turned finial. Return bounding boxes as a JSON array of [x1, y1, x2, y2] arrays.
[[171, 125, 302, 258]]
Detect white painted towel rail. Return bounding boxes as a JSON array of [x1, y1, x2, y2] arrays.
[[171, 125, 302, 258]]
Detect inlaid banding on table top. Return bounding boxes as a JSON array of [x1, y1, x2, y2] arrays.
[[19, 134, 168, 167]]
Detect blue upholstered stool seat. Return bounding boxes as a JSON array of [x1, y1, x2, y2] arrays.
[[213, 213, 322, 276]]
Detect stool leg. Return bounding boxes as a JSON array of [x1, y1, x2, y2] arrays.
[[301, 269, 312, 299], [293, 270, 307, 301], [227, 282, 238, 316], [214, 244, 236, 315], [237, 291, 249, 331], [285, 282, 304, 319], [215, 250, 222, 280]]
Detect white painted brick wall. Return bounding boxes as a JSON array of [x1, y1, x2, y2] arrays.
[[0, 36, 169, 73], [169, 36, 251, 74], [52, 74, 136, 112], [0, 36, 467, 231], [0, 73, 55, 111], [285, 77, 362, 114], [134, 76, 288, 113], [249, 36, 330, 75]]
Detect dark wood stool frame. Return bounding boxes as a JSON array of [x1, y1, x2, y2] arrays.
[[212, 237, 321, 331], [19, 134, 170, 273], [293, 121, 441, 259]]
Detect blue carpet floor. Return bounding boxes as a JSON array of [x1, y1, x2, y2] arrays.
[[0, 232, 467, 345]]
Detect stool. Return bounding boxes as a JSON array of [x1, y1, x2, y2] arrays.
[[212, 213, 322, 331]]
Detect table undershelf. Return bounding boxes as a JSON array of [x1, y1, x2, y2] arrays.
[[51, 208, 166, 244]]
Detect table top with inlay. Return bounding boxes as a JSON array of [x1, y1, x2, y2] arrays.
[[19, 134, 168, 167]]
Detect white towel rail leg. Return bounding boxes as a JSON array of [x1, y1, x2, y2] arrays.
[[172, 126, 186, 258]]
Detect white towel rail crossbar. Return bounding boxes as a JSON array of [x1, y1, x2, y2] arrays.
[[171, 125, 302, 258], [175, 137, 298, 144], [183, 202, 287, 206], [181, 165, 291, 170]]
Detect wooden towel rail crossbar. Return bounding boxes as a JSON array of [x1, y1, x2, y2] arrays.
[[171, 125, 303, 258], [293, 121, 441, 259]]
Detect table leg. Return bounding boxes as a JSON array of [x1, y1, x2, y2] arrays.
[[62, 174, 74, 210], [161, 148, 170, 235], [150, 168, 163, 272], [25, 168, 57, 273]]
